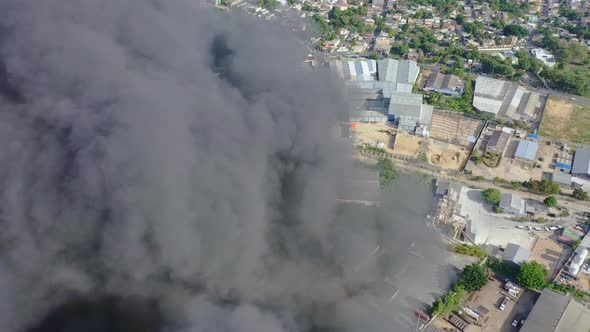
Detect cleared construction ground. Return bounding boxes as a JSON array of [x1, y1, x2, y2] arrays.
[[426, 140, 470, 171], [430, 111, 485, 148]]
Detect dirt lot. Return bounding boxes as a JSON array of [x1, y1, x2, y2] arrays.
[[539, 98, 590, 144], [471, 156, 543, 183], [461, 279, 538, 332], [530, 236, 570, 279], [426, 140, 470, 170], [352, 122, 396, 152], [393, 132, 424, 156]]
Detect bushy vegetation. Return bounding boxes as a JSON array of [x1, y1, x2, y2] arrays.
[[378, 158, 398, 188], [257, 0, 276, 9], [453, 244, 487, 258], [572, 188, 590, 201], [430, 263, 489, 317], [543, 196, 558, 207], [547, 282, 590, 302], [523, 179, 560, 195], [517, 261, 549, 290], [359, 145, 386, 155], [481, 188, 501, 205], [430, 283, 465, 318]]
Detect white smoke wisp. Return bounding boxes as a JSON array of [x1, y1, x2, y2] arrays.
[[0, 1, 448, 332]]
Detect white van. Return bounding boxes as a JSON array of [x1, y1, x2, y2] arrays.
[[499, 297, 508, 311]]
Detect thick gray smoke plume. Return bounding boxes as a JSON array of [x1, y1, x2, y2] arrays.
[[0, 1, 450, 331]]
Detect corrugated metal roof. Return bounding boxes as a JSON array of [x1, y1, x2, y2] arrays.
[[572, 147, 590, 175], [515, 140, 538, 161], [502, 243, 530, 265], [520, 289, 590, 332]]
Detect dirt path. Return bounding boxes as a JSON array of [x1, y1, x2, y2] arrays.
[[355, 153, 590, 212]]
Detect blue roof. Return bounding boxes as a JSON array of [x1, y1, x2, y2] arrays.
[[555, 162, 572, 171], [515, 140, 538, 161], [526, 133, 539, 140]]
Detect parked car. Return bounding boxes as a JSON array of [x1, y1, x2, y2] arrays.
[[499, 297, 508, 311], [512, 313, 525, 327]]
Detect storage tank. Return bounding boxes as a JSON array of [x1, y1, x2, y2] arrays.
[[568, 249, 588, 276]]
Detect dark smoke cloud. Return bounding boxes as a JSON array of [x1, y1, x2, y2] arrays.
[[0, 1, 448, 331]]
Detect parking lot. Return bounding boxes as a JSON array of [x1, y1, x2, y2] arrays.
[[463, 278, 539, 332]]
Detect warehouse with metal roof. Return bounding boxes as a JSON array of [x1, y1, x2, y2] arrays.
[[388, 92, 433, 133], [572, 147, 590, 178], [515, 140, 538, 162], [520, 289, 590, 332]]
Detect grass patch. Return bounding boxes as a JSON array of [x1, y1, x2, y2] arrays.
[[539, 98, 590, 144]]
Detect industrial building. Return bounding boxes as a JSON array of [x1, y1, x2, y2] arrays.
[[388, 92, 433, 134], [423, 71, 465, 96], [485, 130, 511, 155], [572, 147, 590, 179], [552, 171, 572, 188], [514, 139, 538, 163], [377, 58, 420, 93], [472, 76, 541, 121], [499, 193, 526, 215], [331, 58, 432, 132], [502, 243, 530, 267], [520, 289, 590, 332]]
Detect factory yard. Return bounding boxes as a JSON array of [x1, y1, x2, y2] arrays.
[[392, 131, 424, 157], [530, 236, 570, 279], [539, 98, 590, 144], [462, 279, 538, 332], [352, 121, 396, 152], [458, 187, 536, 248], [429, 279, 538, 332]]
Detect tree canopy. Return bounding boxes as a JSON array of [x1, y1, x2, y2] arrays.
[[502, 24, 529, 38], [517, 261, 549, 289], [543, 196, 558, 207], [481, 188, 501, 205], [458, 264, 488, 292]]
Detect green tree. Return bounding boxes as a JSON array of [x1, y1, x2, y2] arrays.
[[257, 0, 276, 9], [572, 188, 590, 201], [481, 188, 502, 205], [517, 261, 549, 289], [502, 24, 529, 38], [543, 196, 558, 207], [458, 264, 488, 292]]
